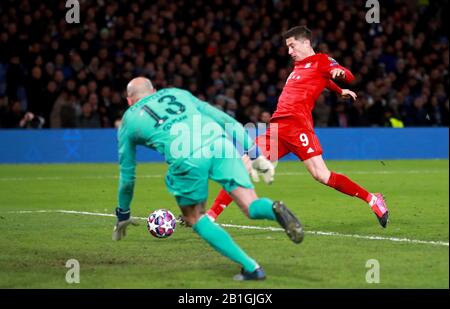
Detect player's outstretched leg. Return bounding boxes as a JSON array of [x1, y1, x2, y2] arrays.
[[326, 172, 389, 228], [229, 187, 304, 244], [182, 203, 266, 281], [304, 155, 389, 228]]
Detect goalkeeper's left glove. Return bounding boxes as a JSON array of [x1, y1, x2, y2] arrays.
[[245, 144, 275, 184], [250, 155, 275, 185], [241, 154, 263, 183]]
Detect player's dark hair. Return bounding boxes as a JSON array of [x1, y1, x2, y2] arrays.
[[282, 26, 312, 41]]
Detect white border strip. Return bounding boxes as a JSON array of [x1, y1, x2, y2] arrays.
[[6, 209, 448, 247]]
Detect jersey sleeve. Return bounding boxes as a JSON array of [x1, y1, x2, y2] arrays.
[[319, 55, 355, 83], [326, 80, 343, 94], [117, 121, 137, 210], [188, 92, 254, 151]]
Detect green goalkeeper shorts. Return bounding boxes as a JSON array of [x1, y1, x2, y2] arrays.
[[165, 137, 254, 206]]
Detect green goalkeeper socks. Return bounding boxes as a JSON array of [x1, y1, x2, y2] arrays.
[[248, 198, 276, 220], [193, 215, 258, 273]]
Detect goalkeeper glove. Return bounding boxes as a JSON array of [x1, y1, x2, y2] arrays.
[[250, 155, 275, 185], [245, 144, 275, 184], [112, 207, 139, 241]]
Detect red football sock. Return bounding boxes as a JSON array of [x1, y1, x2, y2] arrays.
[[326, 172, 372, 203], [207, 189, 233, 219]]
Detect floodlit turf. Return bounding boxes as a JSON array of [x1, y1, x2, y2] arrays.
[[0, 160, 448, 288]]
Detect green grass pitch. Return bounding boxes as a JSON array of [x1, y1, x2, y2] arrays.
[[0, 160, 448, 288]]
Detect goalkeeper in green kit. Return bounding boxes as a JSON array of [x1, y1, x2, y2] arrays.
[[113, 77, 303, 280]]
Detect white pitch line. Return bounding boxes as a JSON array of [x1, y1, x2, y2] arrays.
[[0, 169, 447, 182], [5, 209, 448, 247]]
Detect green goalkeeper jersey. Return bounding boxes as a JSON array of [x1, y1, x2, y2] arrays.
[[117, 87, 254, 210]]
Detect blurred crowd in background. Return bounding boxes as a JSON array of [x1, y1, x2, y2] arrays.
[[0, 0, 448, 129]]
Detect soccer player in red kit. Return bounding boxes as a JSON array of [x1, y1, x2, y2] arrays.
[[207, 26, 389, 228]]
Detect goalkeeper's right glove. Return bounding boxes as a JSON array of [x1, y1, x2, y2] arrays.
[[112, 207, 139, 241]]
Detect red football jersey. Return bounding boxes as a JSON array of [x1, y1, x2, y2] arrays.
[[271, 53, 354, 130]]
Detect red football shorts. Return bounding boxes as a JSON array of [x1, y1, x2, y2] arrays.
[[255, 120, 323, 161]]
